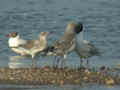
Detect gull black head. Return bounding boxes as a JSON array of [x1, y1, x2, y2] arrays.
[[74, 22, 83, 34], [8, 32, 18, 38]]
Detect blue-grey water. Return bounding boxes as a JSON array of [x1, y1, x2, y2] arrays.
[[0, 0, 120, 89]]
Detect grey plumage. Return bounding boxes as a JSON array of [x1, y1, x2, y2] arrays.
[[43, 22, 100, 68], [73, 22, 100, 68], [43, 23, 76, 68], [75, 40, 100, 58]]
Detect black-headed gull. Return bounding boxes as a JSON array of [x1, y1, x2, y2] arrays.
[[74, 22, 100, 68], [8, 32, 50, 59]]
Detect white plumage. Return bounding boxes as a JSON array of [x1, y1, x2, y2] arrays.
[[8, 32, 49, 58]]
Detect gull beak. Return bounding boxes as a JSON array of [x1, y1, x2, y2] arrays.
[[6, 34, 10, 37], [47, 31, 55, 35], [49, 31, 54, 34]]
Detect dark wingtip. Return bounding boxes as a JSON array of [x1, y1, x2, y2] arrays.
[[43, 46, 54, 52], [48, 46, 55, 52]]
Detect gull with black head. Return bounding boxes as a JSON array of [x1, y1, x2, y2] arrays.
[[8, 32, 50, 65], [73, 22, 100, 68]]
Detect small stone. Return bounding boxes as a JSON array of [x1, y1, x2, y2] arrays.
[[83, 76, 88, 80], [51, 80, 56, 84], [59, 80, 64, 85], [9, 77, 14, 80], [106, 78, 115, 85], [44, 68, 49, 72], [74, 79, 80, 84], [67, 75, 72, 79], [97, 72, 100, 75], [85, 69, 90, 74], [111, 68, 115, 72]]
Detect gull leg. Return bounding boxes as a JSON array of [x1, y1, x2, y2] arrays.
[[80, 58, 83, 68], [53, 56, 58, 68], [56, 56, 60, 68], [32, 58, 36, 68], [84, 58, 90, 73], [53, 56, 61, 68], [32, 54, 35, 59], [61, 54, 67, 69], [53, 56, 56, 67], [61, 57, 64, 69], [86, 58, 89, 69], [31, 54, 37, 68]]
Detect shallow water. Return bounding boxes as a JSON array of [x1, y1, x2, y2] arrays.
[[0, 84, 119, 90], [0, 0, 120, 89]]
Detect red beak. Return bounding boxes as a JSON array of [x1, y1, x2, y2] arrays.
[[6, 34, 9, 37]]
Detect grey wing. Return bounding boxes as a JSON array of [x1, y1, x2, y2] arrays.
[[87, 41, 100, 56], [54, 39, 75, 53], [17, 40, 36, 54]]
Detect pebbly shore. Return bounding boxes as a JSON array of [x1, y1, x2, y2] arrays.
[[0, 66, 120, 86]]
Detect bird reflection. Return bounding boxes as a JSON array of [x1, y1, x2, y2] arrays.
[[8, 55, 36, 68]]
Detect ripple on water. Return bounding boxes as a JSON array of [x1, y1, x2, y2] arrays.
[[0, 0, 119, 69]]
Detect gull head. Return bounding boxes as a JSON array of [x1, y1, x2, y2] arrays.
[[40, 32, 50, 36], [65, 22, 83, 35], [7, 32, 19, 38], [74, 22, 83, 34], [39, 32, 50, 40]]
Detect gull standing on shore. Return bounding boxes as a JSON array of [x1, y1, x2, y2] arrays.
[[8, 32, 50, 59], [43, 23, 78, 68], [73, 22, 100, 68]]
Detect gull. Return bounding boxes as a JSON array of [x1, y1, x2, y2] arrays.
[[8, 32, 50, 59], [73, 22, 100, 68], [43, 23, 76, 68]]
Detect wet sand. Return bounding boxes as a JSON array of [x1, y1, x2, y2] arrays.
[[0, 66, 120, 86]]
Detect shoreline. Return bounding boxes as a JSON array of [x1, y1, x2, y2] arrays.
[[0, 66, 120, 86]]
